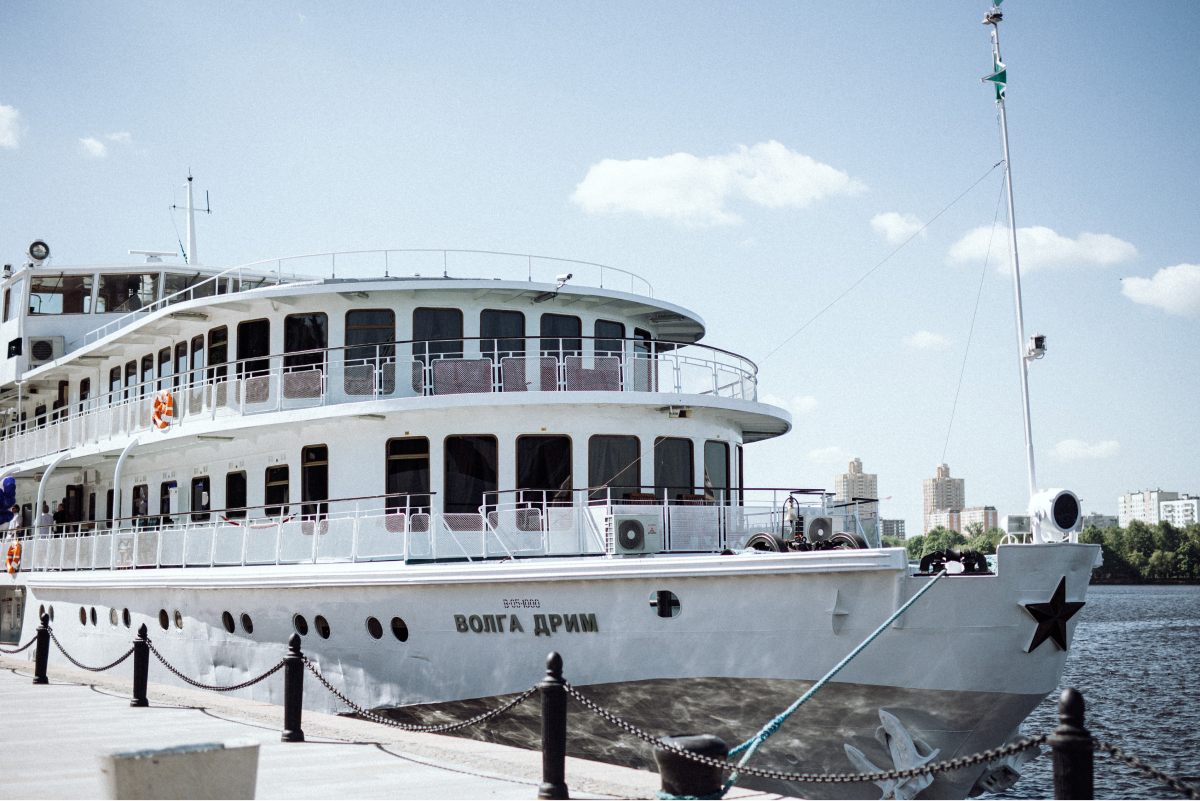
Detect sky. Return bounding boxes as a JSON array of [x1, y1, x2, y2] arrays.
[[2, 1, 1197, 533]]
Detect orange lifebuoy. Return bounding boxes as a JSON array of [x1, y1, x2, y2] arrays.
[[6, 541, 20, 574], [152, 390, 173, 430]]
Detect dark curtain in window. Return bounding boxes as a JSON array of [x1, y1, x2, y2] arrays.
[[481, 310, 525, 360], [444, 436, 497, 514], [284, 313, 328, 369], [654, 437, 694, 501], [237, 319, 271, 377], [302, 445, 329, 517], [226, 472, 247, 519], [517, 436, 572, 504], [413, 308, 463, 363], [346, 310, 395, 363], [595, 320, 624, 356], [588, 435, 640, 501], [540, 314, 581, 357], [387, 438, 430, 511]]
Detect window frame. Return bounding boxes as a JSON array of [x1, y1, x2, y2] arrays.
[[386, 437, 431, 512], [442, 434, 498, 515], [515, 434, 573, 506], [587, 434, 642, 502]]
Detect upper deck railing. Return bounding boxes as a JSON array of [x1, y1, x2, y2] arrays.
[[69, 250, 655, 350], [0, 336, 758, 470]]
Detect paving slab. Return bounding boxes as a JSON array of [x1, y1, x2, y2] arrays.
[[0, 654, 788, 800]]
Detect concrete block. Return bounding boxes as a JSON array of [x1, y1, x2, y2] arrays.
[[98, 739, 259, 799]]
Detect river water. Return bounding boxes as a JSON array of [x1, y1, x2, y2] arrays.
[[992, 585, 1200, 800]]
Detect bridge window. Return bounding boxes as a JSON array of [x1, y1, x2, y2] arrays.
[[413, 308, 462, 365], [284, 313, 327, 370], [387, 438, 430, 512], [704, 441, 730, 505], [517, 436, 572, 505], [540, 314, 581, 358], [265, 465, 289, 517], [444, 435, 497, 514], [654, 437, 694, 502], [164, 272, 217, 304], [588, 435, 640, 502], [225, 471, 247, 519], [481, 310, 524, 361], [29, 273, 92, 315], [97, 273, 158, 313], [595, 320, 624, 357]]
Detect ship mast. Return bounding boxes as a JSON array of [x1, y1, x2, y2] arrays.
[[984, 6, 1037, 501], [186, 174, 198, 267]]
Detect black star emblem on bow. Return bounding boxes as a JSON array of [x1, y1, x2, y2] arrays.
[[1024, 577, 1085, 652]]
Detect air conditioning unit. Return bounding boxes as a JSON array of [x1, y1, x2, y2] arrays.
[[27, 336, 63, 366], [800, 515, 834, 543], [609, 513, 663, 556]]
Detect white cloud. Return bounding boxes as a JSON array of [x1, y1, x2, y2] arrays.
[[571, 140, 865, 227], [106, 131, 131, 143], [760, 393, 818, 415], [79, 137, 107, 158], [1052, 439, 1119, 461], [948, 225, 1138, 272], [1121, 263, 1200, 317], [0, 105, 20, 149], [903, 330, 951, 350], [808, 446, 851, 464], [871, 212, 925, 244]]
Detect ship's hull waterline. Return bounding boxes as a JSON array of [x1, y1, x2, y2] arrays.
[[16, 542, 1098, 798]]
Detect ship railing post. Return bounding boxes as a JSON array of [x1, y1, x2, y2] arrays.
[[1049, 687, 1093, 800], [130, 623, 150, 707], [281, 633, 305, 742], [538, 652, 569, 800], [32, 612, 50, 684]]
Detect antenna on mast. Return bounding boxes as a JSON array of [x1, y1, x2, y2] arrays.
[[170, 173, 212, 266], [982, 3, 1039, 503]]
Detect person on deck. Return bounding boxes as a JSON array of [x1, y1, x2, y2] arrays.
[[38, 503, 52, 538], [52, 503, 67, 535]]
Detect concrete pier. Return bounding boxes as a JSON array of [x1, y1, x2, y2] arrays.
[[0, 655, 786, 800]]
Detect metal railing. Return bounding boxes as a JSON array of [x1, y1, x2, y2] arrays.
[[13, 488, 878, 572], [69, 250, 654, 350], [0, 336, 757, 470]]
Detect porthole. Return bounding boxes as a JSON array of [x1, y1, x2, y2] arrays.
[[90, 607, 97, 626], [79, 607, 87, 625], [221, 611, 235, 633], [391, 617, 409, 642], [109, 608, 119, 627], [293, 614, 309, 636], [314, 615, 331, 639], [122, 608, 131, 628], [366, 616, 383, 640], [649, 590, 681, 619], [158, 609, 169, 630], [240, 613, 254, 634], [174, 610, 183, 630]]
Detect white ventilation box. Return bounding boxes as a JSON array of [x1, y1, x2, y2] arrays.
[[27, 336, 63, 366], [609, 513, 662, 555], [801, 515, 834, 542]]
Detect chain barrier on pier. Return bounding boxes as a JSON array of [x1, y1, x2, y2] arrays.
[[0, 637, 36, 655], [1094, 739, 1200, 800], [48, 631, 134, 672], [147, 642, 285, 692]]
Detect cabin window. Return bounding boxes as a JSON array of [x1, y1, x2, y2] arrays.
[[236, 319, 271, 377], [540, 314, 581, 358], [105, 490, 113, 527], [109, 367, 122, 403], [588, 435, 641, 502], [164, 273, 217, 304], [191, 476, 210, 522], [79, 378, 91, 413], [174, 342, 187, 388], [225, 472, 247, 519], [516, 435, 572, 505], [481, 310, 525, 361], [28, 273, 93, 315], [265, 465, 289, 517], [124, 361, 137, 400], [157, 348, 171, 389], [346, 310, 395, 363], [595, 320, 625, 357], [444, 435, 497, 514], [53, 380, 68, 420], [386, 438, 430, 512], [160, 481, 177, 518], [132, 484, 149, 519], [140, 354, 154, 396], [1, 287, 9, 322], [33, 404, 47, 429], [97, 273, 158, 313], [301, 445, 329, 518], [208, 327, 228, 382], [284, 313, 327, 371], [704, 441, 730, 505], [654, 437, 694, 502], [190, 335, 205, 386], [413, 308, 463, 365]]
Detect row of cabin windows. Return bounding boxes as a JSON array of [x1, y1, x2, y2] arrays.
[[74, 309, 648, 404], [107, 437, 742, 524]]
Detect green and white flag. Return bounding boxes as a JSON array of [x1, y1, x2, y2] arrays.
[[983, 58, 1006, 100]]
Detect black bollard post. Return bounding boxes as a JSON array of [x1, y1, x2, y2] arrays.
[[538, 652, 569, 800], [130, 624, 149, 707], [32, 613, 50, 685], [654, 734, 729, 798], [1049, 687, 1093, 800], [281, 633, 305, 743]]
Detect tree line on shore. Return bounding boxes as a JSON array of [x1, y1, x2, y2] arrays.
[[881, 520, 1200, 582]]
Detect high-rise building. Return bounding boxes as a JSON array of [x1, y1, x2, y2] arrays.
[[961, 506, 999, 532], [926, 509, 960, 533], [834, 458, 878, 515], [1160, 496, 1199, 528], [1117, 490, 1179, 527], [923, 464, 965, 534], [881, 519, 906, 540], [1082, 512, 1118, 530]]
